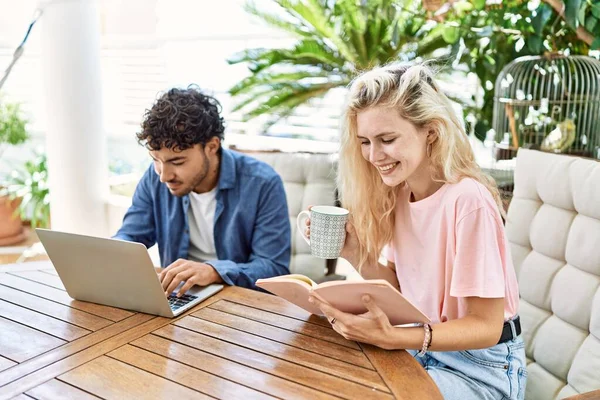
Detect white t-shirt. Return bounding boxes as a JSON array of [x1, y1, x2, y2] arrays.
[[187, 187, 218, 262]]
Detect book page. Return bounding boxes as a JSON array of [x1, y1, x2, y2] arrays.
[[285, 274, 317, 288], [256, 275, 322, 315]]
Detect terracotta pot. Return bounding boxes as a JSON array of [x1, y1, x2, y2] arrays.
[[422, 0, 445, 11], [0, 195, 26, 246]]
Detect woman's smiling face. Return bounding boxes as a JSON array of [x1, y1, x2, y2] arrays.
[[356, 106, 430, 187]]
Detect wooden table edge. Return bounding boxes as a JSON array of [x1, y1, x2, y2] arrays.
[[360, 343, 442, 399]]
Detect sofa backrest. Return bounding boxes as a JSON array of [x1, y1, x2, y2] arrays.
[[244, 151, 339, 280], [505, 149, 600, 399]]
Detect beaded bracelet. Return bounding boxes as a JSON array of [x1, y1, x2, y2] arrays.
[[416, 323, 432, 357]]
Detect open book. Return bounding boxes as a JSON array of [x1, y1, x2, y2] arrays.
[[256, 274, 430, 326]]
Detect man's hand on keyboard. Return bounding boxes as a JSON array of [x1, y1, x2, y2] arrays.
[[159, 259, 223, 297]]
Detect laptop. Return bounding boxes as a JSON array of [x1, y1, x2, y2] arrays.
[[36, 229, 224, 317]]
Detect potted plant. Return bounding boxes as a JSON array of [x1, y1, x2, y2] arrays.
[[0, 100, 29, 245], [1, 152, 50, 230]]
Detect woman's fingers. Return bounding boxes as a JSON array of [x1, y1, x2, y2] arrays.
[[346, 220, 355, 234]]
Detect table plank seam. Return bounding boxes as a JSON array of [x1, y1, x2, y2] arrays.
[[0, 262, 51, 274], [169, 321, 390, 394], [207, 301, 361, 351], [0, 316, 167, 399], [0, 291, 228, 394], [195, 308, 374, 372], [5, 273, 64, 291], [0, 281, 128, 323], [37, 270, 59, 277], [130, 338, 338, 400], [359, 344, 393, 396], [0, 298, 93, 336], [219, 297, 331, 328], [117, 343, 290, 399], [0, 316, 67, 363], [102, 353, 215, 399], [0, 282, 114, 322], [0, 314, 155, 390], [190, 311, 354, 363], [359, 342, 443, 399], [13, 394, 34, 400], [195, 309, 372, 371], [0, 354, 18, 365], [0, 357, 16, 368], [0, 290, 112, 332], [57, 355, 217, 400], [143, 332, 354, 400], [0, 303, 91, 343], [0, 283, 67, 309], [50, 378, 103, 399]]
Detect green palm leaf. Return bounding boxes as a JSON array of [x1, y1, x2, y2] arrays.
[[229, 0, 449, 128], [246, 82, 339, 119], [228, 41, 344, 73], [276, 0, 358, 64], [230, 89, 276, 114], [230, 70, 332, 96], [244, 2, 315, 39]]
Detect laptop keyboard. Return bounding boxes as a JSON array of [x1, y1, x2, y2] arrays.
[[167, 293, 198, 311]]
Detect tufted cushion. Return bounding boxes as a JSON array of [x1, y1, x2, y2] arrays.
[[243, 151, 338, 280], [506, 149, 600, 399]]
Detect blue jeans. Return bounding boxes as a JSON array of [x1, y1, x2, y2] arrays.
[[408, 336, 528, 400]]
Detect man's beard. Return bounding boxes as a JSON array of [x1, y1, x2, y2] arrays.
[[171, 155, 210, 196]]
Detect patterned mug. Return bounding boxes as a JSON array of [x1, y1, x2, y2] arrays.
[[296, 206, 349, 259]]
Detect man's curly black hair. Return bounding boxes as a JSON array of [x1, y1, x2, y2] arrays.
[[137, 86, 225, 151]]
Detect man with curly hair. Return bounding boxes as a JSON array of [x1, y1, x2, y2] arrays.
[[114, 86, 291, 295]]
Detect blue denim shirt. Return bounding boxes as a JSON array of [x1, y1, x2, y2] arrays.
[[114, 149, 291, 289]]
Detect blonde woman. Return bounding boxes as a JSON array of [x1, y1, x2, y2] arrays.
[[307, 64, 527, 400]]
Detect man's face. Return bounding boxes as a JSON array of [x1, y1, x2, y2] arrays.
[[150, 144, 209, 197]]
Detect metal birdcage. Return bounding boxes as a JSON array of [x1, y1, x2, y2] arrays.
[[493, 54, 600, 159]]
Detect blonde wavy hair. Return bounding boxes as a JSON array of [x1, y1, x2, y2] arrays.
[[338, 63, 504, 269]]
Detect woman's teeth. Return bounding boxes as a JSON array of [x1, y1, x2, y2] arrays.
[[378, 162, 398, 172]]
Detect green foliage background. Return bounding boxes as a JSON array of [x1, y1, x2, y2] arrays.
[[229, 0, 600, 141]]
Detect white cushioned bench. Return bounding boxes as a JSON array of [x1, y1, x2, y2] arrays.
[[505, 149, 600, 399]]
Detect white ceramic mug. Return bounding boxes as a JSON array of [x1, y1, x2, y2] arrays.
[[296, 206, 349, 259]]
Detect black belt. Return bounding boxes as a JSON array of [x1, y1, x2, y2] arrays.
[[498, 315, 521, 344]]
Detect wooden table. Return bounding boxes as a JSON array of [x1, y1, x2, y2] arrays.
[[0, 261, 441, 400]]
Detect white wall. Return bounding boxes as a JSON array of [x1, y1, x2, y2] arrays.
[[0, 0, 310, 179]]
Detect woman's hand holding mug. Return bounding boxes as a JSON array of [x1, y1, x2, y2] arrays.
[[299, 205, 359, 264], [339, 218, 360, 266]]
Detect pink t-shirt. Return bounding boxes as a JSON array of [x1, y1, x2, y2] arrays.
[[386, 178, 519, 323]]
